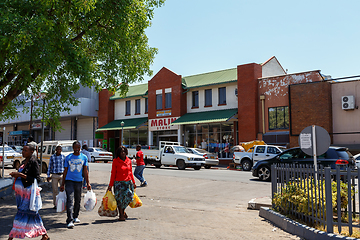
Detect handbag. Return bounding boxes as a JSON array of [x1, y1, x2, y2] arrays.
[[98, 201, 118, 217], [84, 190, 97, 211], [102, 191, 117, 211], [56, 191, 66, 213], [29, 179, 42, 212], [129, 192, 142, 208]]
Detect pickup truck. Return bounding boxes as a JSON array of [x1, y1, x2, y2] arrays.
[[233, 145, 286, 171], [128, 141, 206, 170]]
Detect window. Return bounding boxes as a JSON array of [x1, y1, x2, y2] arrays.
[[192, 91, 199, 108], [156, 94, 162, 110], [218, 87, 226, 105], [135, 99, 140, 114], [165, 93, 172, 108], [125, 100, 131, 115], [205, 89, 212, 107], [268, 106, 289, 130], [255, 146, 265, 153], [267, 146, 281, 154], [145, 98, 148, 113]]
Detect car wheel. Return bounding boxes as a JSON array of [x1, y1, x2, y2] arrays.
[[241, 159, 252, 171], [154, 164, 161, 168], [258, 166, 271, 181], [176, 160, 186, 170], [13, 160, 20, 170], [204, 165, 211, 169], [193, 166, 201, 170], [91, 156, 95, 162]]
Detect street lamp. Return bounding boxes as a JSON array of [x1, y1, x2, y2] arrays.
[[39, 90, 47, 174], [121, 121, 124, 146]]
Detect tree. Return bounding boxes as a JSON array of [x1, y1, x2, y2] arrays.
[[0, 0, 165, 129]]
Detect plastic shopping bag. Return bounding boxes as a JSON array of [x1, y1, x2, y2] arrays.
[[84, 190, 97, 211], [102, 191, 117, 211], [129, 191, 142, 208], [29, 179, 42, 212], [98, 201, 118, 217], [56, 191, 66, 213]]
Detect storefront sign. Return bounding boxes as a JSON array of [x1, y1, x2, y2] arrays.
[[156, 110, 171, 117], [149, 117, 179, 131], [32, 123, 42, 129]]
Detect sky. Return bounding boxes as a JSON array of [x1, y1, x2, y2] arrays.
[[141, 0, 360, 83]]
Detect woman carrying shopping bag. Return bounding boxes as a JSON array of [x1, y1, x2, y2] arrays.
[[8, 144, 50, 240], [107, 146, 136, 221]]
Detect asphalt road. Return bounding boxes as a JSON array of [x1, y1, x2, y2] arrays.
[[0, 163, 300, 240]]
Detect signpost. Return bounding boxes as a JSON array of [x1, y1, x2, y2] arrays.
[[299, 125, 330, 181]]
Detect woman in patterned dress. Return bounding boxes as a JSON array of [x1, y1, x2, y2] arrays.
[[8, 145, 50, 240], [107, 146, 136, 221]]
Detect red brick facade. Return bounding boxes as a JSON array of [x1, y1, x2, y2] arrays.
[[289, 81, 333, 147], [98, 89, 115, 146]]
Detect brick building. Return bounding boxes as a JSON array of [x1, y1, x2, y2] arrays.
[[96, 56, 327, 159]]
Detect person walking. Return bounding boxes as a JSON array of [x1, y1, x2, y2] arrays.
[[27, 136, 38, 160], [60, 141, 91, 228], [46, 145, 65, 209], [8, 144, 50, 240], [81, 145, 91, 190], [107, 146, 136, 221], [134, 145, 147, 187]]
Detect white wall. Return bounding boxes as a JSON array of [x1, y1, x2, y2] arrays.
[[187, 83, 238, 113], [114, 97, 148, 120], [56, 120, 72, 140], [77, 118, 94, 143], [262, 57, 286, 78]]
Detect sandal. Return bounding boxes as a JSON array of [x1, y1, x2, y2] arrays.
[[118, 217, 126, 221]]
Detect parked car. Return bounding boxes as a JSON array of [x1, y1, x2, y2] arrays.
[[0, 146, 23, 169], [187, 148, 219, 169], [353, 153, 360, 168], [88, 147, 113, 163], [252, 146, 355, 181], [10, 145, 23, 153]]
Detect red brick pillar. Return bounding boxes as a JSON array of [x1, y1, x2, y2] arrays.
[[98, 89, 115, 148], [237, 63, 262, 142]]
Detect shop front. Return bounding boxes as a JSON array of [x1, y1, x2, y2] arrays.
[[8, 130, 30, 146], [171, 108, 238, 160]]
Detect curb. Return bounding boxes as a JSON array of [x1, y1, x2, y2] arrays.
[[247, 197, 271, 210], [259, 207, 359, 240]]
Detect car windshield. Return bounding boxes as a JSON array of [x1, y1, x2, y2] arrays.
[[336, 149, 352, 160], [0, 147, 16, 152], [61, 146, 73, 152], [173, 146, 189, 153], [95, 148, 108, 152]]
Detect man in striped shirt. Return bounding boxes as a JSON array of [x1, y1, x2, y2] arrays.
[[47, 145, 66, 209]]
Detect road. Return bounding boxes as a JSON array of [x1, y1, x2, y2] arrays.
[[0, 163, 300, 240]]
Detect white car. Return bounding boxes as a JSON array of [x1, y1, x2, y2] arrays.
[[187, 148, 219, 169], [0, 146, 23, 170], [353, 153, 360, 169], [87, 147, 113, 163]]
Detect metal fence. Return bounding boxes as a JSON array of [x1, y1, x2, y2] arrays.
[[271, 163, 360, 235]]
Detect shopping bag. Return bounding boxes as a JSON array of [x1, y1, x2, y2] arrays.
[[84, 190, 97, 211], [98, 201, 118, 217], [29, 179, 42, 212], [56, 191, 66, 213], [129, 192, 142, 208], [102, 191, 117, 211]]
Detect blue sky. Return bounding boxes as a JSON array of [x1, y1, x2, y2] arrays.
[[142, 0, 360, 82]]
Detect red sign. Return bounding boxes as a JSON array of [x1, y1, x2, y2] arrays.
[[149, 117, 179, 131]]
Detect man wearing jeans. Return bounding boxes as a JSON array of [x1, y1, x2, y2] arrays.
[[60, 141, 91, 228], [134, 145, 147, 187]]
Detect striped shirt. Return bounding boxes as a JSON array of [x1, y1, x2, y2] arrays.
[[47, 153, 65, 178]]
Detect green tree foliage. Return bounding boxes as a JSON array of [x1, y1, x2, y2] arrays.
[[0, 0, 164, 129]]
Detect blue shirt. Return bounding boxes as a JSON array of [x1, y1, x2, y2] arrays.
[[47, 153, 65, 178], [64, 153, 88, 182]]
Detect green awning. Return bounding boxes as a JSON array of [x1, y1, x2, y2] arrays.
[[171, 108, 238, 125], [96, 117, 148, 131]]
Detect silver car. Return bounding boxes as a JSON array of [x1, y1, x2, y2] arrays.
[[187, 148, 219, 169], [88, 147, 113, 163]]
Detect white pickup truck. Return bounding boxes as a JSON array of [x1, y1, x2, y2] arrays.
[[128, 141, 206, 170], [233, 145, 286, 171]]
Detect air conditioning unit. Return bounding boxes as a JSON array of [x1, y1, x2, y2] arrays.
[[342, 95, 355, 110]]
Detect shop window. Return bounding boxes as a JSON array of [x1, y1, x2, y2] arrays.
[[218, 87, 226, 105], [268, 106, 289, 130], [135, 99, 140, 114], [192, 91, 199, 108], [205, 89, 212, 107], [165, 93, 172, 108], [145, 98, 148, 113], [125, 100, 131, 115], [156, 94, 162, 110]]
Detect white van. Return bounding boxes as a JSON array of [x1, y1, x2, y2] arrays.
[[38, 140, 76, 173]]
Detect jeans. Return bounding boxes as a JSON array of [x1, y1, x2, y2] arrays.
[[65, 180, 82, 224], [134, 165, 146, 183]]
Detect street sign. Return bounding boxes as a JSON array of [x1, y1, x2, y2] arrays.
[[298, 125, 330, 156]]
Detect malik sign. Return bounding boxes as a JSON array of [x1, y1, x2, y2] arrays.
[[149, 117, 179, 131]]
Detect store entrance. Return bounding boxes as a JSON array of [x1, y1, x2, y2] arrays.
[[159, 135, 178, 143]]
